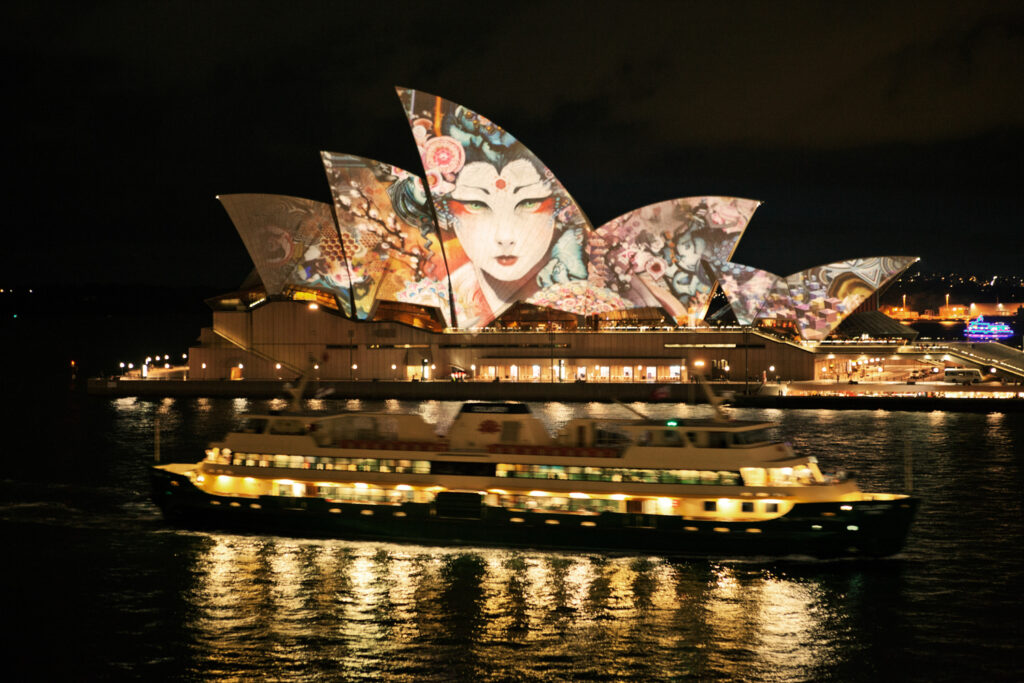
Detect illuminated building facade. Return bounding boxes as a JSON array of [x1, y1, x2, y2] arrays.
[[188, 88, 919, 382]]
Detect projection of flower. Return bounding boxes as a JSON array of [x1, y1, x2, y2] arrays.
[[321, 152, 452, 323], [710, 256, 918, 340], [219, 87, 917, 340], [581, 197, 759, 322], [218, 194, 352, 317], [707, 260, 784, 326], [396, 87, 592, 328]]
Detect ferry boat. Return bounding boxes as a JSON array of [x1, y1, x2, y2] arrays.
[[965, 315, 1013, 341], [150, 387, 918, 558]]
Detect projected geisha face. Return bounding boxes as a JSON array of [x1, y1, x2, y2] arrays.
[[448, 159, 556, 283]]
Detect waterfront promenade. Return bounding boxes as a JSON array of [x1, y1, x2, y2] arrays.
[[86, 377, 1024, 412]]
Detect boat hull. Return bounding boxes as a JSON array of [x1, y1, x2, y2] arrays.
[[150, 468, 918, 559]]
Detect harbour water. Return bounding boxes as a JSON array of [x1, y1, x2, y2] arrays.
[[2, 389, 1022, 681]]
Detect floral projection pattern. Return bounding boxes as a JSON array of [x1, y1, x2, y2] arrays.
[[396, 87, 592, 328], [709, 256, 918, 340], [219, 194, 353, 317], [219, 88, 917, 339], [578, 198, 759, 323], [321, 152, 452, 323]]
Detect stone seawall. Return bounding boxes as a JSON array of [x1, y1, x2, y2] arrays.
[[86, 378, 710, 403], [86, 378, 1023, 412]]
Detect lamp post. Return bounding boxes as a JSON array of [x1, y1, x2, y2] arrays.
[[549, 331, 555, 382], [348, 330, 355, 379], [743, 325, 749, 395]]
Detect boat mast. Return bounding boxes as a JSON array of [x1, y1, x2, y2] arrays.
[[285, 356, 316, 412], [695, 374, 730, 423]]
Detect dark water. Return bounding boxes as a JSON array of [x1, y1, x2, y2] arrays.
[[2, 390, 1022, 682]]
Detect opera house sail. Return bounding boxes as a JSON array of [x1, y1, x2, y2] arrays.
[[201, 86, 918, 374], [710, 256, 919, 341]]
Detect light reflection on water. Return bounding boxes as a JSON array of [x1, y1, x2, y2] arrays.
[[183, 535, 849, 681], [3, 394, 1020, 680]]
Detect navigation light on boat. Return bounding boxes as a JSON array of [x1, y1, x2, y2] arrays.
[[666, 420, 678, 426]]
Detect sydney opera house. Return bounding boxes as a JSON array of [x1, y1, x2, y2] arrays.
[[187, 88, 917, 383]]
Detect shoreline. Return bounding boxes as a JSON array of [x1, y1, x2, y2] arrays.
[[85, 377, 1024, 412]]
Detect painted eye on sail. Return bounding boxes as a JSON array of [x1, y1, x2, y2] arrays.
[[516, 197, 553, 213], [450, 199, 489, 214]]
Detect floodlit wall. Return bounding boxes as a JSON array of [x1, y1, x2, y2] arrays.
[[188, 300, 815, 382]]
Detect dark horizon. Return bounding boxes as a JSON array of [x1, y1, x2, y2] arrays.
[[8, 2, 1023, 289]]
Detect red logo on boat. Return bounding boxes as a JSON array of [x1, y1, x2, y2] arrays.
[[478, 419, 501, 434]]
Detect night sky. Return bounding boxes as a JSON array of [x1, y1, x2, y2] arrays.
[[7, 1, 1023, 291]]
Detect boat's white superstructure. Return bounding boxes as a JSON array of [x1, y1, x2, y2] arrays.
[[152, 399, 917, 557]]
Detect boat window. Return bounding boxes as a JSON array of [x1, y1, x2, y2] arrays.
[[707, 432, 732, 448], [686, 431, 705, 447], [718, 471, 740, 485], [269, 419, 307, 435], [700, 471, 720, 484], [659, 430, 683, 446], [765, 503, 779, 513], [430, 460, 497, 477], [733, 428, 773, 445], [240, 418, 268, 434], [740, 468, 767, 486], [595, 428, 630, 446], [494, 463, 740, 486], [741, 502, 754, 513], [704, 500, 717, 512]]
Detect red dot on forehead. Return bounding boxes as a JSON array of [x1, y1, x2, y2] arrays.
[[495, 179, 507, 189]]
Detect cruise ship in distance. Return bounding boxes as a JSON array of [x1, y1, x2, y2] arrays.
[[965, 316, 1014, 341], [150, 385, 918, 558]]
